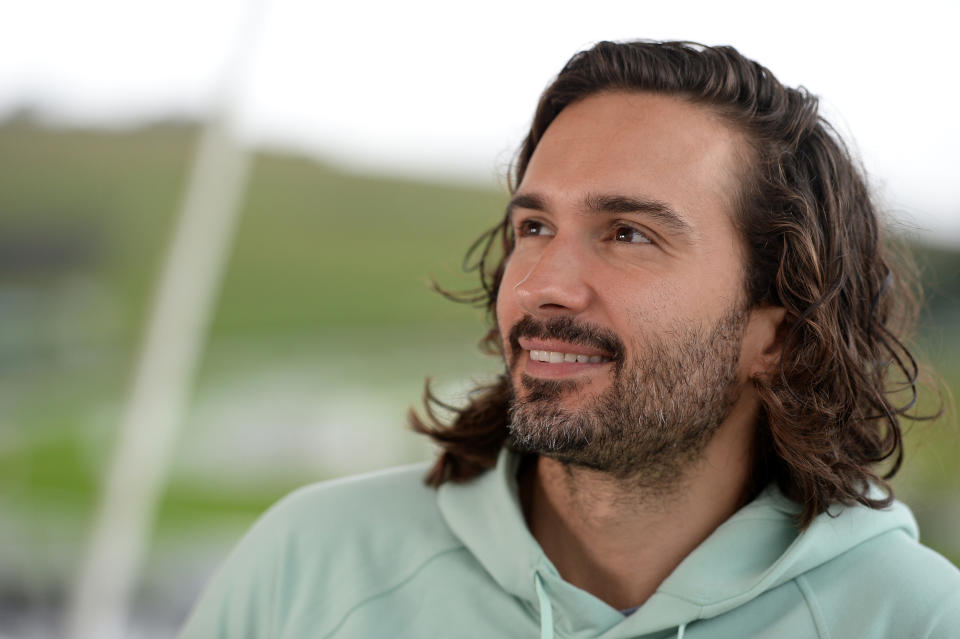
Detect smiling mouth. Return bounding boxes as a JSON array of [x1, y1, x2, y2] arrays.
[[508, 315, 624, 378], [527, 349, 612, 364]]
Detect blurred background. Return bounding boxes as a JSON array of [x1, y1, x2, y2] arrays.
[[1, 1, 958, 637]]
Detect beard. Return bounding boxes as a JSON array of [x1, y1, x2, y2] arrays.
[[505, 307, 749, 486]]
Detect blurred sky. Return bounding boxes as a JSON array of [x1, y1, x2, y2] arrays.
[[2, 0, 958, 243]]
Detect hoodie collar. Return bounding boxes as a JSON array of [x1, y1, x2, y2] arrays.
[[438, 447, 919, 638], [438, 448, 626, 636]]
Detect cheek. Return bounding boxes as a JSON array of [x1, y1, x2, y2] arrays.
[[603, 274, 671, 329], [495, 258, 522, 323], [495, 257, 534, 361], [494, 283, 514, 350]]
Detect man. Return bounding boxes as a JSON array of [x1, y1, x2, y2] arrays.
[[180, 41, 960, 638]]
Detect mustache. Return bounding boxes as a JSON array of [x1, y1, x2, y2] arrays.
[[507, 315, 625, 361]]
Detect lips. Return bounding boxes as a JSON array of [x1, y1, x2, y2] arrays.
[[520, 347, 613, 379], [509, 316, 623, 362], [518, 337, 615, 367], [509, 318, 621, 380], [529, 349, 608, 363]]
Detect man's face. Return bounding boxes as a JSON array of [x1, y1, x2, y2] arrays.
[[496, 91, 769, 481]]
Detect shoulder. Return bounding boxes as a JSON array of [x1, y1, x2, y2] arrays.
[[179, 462, 464, 639], [264, 462, 454, 544], [807, 521, 960, 596], [254, 461, 464, 592], [800, 524, 960, 638]]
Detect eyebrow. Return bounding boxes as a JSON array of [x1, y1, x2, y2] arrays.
[[508, 191, 694, 238]]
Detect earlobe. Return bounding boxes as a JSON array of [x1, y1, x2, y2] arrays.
[[745, 305, 787, 381]]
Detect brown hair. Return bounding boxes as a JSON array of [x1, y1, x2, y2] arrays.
[[410, 40, 936, 527]]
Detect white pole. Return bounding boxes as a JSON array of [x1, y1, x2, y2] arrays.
[[64, 3, 266, 638]]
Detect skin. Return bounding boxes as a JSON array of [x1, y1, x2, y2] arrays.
[[496, 91, 785, 610]]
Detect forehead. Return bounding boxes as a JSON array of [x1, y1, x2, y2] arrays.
[[519, 91, 748, 242]]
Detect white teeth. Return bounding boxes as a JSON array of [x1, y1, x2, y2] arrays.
[[527, 349, 607, 364]]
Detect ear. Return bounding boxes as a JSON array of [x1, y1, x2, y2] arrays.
[[741, 305, 787, 381]]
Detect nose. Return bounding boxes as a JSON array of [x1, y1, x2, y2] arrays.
[[513, 234, 593, 317]]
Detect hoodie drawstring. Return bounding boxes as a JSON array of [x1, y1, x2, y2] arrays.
[[534, 572, 555, 639], [676, 622, 686, 639]]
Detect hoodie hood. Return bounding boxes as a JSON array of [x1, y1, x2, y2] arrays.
[[437, 447, 919, 639]]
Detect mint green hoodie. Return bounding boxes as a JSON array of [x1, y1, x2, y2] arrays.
[[180, 448, 960, 638]]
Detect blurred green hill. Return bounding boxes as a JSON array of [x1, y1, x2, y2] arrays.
[[0, 120, 957, 616]]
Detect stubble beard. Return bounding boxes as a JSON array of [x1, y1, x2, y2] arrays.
[[506, 308, 749, 488]]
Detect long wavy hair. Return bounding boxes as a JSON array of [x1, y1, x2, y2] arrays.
[[410, 40, 936, 527]]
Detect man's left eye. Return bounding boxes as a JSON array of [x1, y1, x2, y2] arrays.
[[613, 226, 652, 244]]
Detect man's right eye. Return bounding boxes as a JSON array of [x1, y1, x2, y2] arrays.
[[517, 220, 554, 237]]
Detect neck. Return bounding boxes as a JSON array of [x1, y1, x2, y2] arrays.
[[520, 394, 759, 610]]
